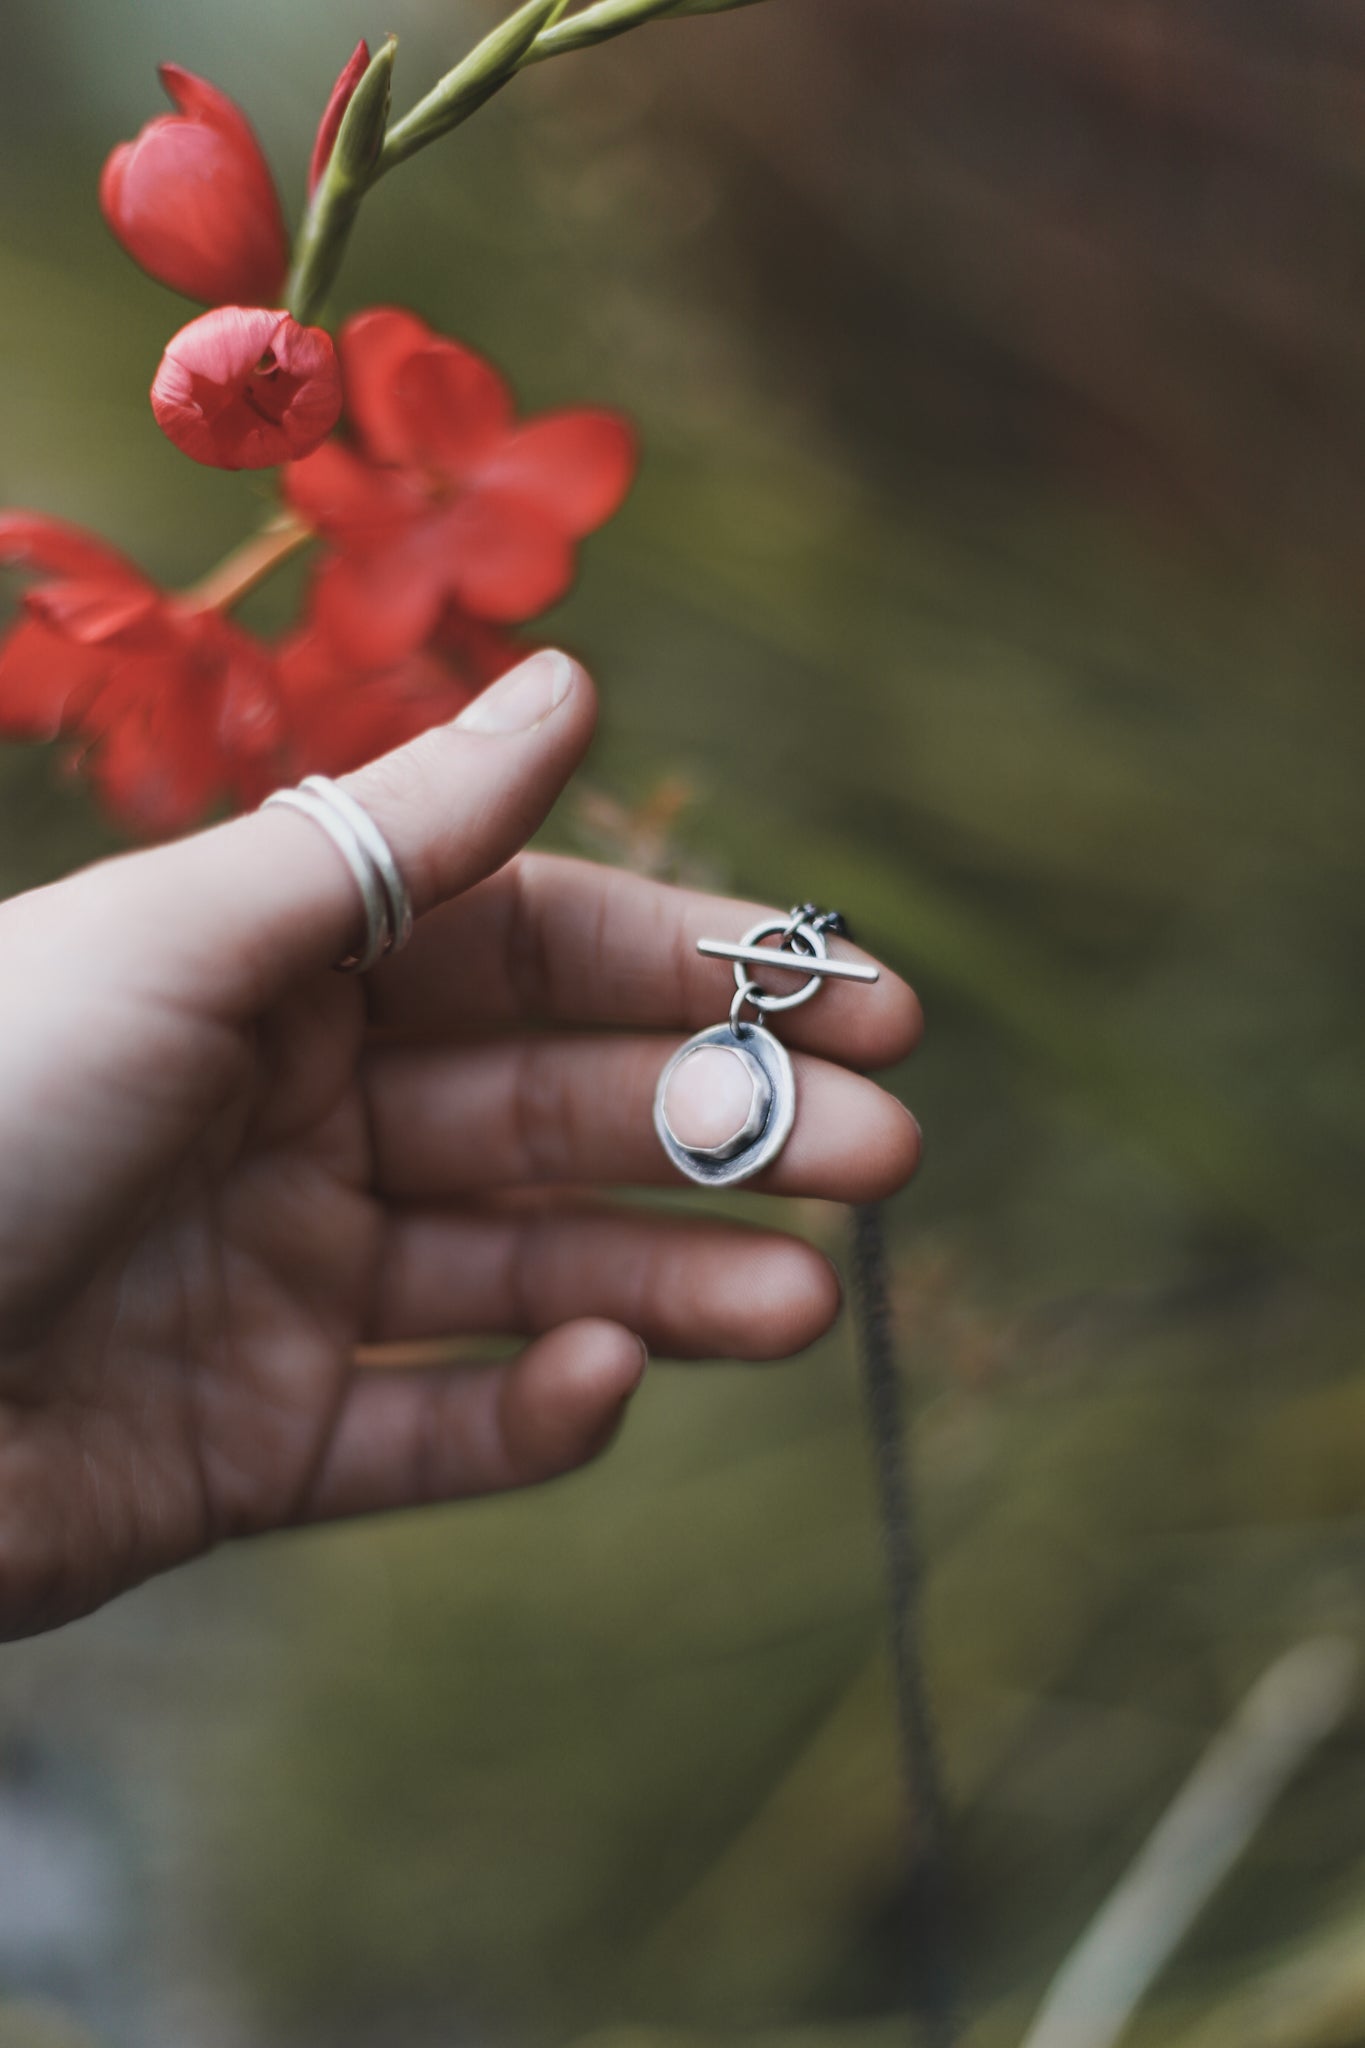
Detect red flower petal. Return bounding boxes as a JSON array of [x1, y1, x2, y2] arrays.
[[151, 308, 343, 470], [389, 340, 513, 477], [211, 620, 285, 760], [479, 411, 638, 536], [308, 536, 449, 668], [276, 627, 476, 780], [338, 308, 440, 465], [26, 578, 162, 645], [0, 512, 146, 586], [78, 614, 284, 834], [340, 309, 510, 470], [0, 616, 107, 739], [0, 522, 293, 832], [309, 40, 370, 198], [444, 491, 575, 622], [434, 605, 533, 688], [157, 63, 270, 151], [284, 439, 425, 540], [99, 64, 288, 306], [79, 651, 224, 833]]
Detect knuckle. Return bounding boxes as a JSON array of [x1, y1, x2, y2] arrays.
[[510, 1041, 576, 1182], [504, 858, 554, 1016]]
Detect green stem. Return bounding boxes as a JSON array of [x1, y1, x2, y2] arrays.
[[524, 0, 770, 64], [179, 513, 312, 615], [284, 185, 362, 327], [377, 0, 569, 175], [377, 0, 770, 174], [522, 0, 687, 65]]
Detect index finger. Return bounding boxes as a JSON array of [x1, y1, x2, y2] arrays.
[[366, 853, 922, 1070]]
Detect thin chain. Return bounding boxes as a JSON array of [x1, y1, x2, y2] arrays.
[[717, 903, 957, 2029], [849, 1202, 958, 2045]]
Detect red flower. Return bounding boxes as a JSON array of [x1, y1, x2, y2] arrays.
[[0, 513, 537, 832], [309, 41, 371, 198], [284, 309, 637, 666], [0, 516, 157, 738], [77, 611, 282, 832], [275, 605, 527, 780], [0, 514, 283, 833], [100, 65, 289, 307], [151, 308, 343, 471]]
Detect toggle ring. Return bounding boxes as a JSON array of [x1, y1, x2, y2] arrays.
[[262, 774, 414, 973], [729, 916, 828, 1013]]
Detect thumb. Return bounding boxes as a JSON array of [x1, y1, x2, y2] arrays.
[[89, 648, 597, 1011]]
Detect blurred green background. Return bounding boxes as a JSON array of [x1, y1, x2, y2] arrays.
[[3, 2, 1365, 2044]]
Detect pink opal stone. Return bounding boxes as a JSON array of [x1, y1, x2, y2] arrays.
[[663, 1045, 758, 1151]]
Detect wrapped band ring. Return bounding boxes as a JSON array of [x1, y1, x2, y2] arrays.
[[262, 774, 414, 973]]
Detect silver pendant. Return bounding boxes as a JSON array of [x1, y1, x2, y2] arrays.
[[654, 907, 878, 1188], [654, 1020, 796, 1188]]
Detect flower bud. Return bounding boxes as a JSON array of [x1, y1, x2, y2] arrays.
[[308, 41, 371, 198], [289, 40, 397, 327], [100, 64, 288, 306], [151, 308, 342, 470], [327, 38, 398, 189]]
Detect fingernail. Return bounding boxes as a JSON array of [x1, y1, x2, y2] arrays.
[[455, 650, 577, 734]]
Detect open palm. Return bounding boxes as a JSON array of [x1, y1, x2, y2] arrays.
[[0, 653, 920, 1639]]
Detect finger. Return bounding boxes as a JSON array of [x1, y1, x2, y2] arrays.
[[373, 1203, 843, 1360], [61, 650, 597, 1015], [367, 853, 921, 1070], [293, 1319, 646, 1526], [365, 1035, 922, 1203]]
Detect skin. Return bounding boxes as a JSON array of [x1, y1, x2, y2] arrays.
[[0, 652, 921, 1640]]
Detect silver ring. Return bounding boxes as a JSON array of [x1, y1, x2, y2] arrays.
[[299, 775, 414, 954], [730, 978, 764, 1034], [730, 917, 828, 1013], [262, 778, 412, 974]]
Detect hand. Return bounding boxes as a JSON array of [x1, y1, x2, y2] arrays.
[[0, 651, 921, 1638]]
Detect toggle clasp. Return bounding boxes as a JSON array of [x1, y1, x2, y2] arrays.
[[697, 907, 879, 1019]]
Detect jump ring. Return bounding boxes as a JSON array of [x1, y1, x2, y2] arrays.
[[730, 979, 765, 1034]]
